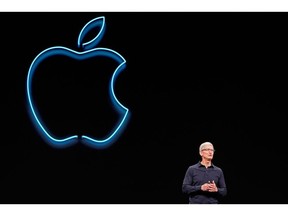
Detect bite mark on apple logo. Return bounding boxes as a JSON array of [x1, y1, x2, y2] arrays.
[[26, 16, 130, 149]]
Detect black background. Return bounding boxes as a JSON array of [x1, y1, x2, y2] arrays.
[[1, 12, 288, 204]]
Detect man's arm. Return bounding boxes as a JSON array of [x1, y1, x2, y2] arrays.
[[216, 169, 227, 197], [182, 167, 201, 194]]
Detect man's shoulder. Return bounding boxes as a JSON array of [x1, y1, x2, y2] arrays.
[[212, 164, 223, 172], [188, 162, 201, 169]]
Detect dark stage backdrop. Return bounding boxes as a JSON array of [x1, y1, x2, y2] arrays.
[[1, 12, 288, 204]]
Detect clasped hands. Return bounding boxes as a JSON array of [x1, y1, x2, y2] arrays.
[[201, 180, 218, 192]]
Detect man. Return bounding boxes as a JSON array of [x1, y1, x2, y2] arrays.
[[182, 142, 227, 204]]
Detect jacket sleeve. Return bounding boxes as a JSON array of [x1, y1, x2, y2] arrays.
[[182, 167, 201, 194], [216, 169, 227, 197]]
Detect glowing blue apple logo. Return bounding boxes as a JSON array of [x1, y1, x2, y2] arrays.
[[26, 16, 130, 149]]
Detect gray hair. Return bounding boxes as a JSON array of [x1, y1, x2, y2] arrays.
[[199, 142, 214, 152]]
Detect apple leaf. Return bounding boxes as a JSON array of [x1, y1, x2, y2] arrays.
[[77, 16, 106, 51]]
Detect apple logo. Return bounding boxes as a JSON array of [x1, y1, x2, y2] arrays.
[[26, 16, 130, 149]]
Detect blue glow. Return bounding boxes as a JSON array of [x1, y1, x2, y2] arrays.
[[26, 16, 130, 149], [77, 16, 105, 51]]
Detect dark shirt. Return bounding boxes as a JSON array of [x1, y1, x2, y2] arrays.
[[182, 162, 227, 204]]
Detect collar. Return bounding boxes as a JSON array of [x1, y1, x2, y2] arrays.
[[198, 161, 214, 168]]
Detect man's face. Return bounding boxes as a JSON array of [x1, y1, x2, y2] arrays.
[[200, 144, 215, 160]]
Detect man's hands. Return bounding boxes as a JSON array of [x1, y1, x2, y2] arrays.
[[201, 180, 218, 192]]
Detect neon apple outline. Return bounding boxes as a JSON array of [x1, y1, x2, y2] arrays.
[[26, 16, 130, 149]]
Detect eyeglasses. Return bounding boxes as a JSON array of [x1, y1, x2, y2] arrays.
[[201, 148, 215, 152]]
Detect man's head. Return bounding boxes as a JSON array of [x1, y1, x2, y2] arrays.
[[199, 142, 215, 161]]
